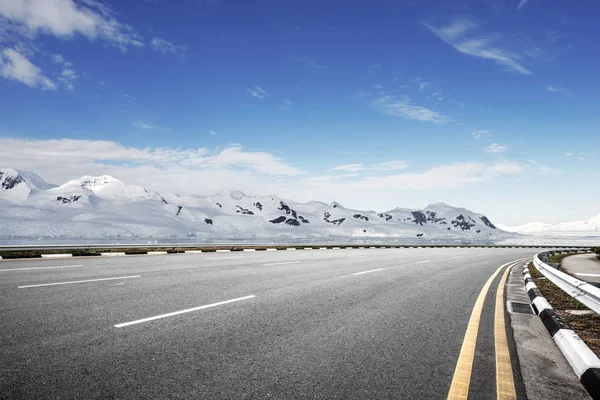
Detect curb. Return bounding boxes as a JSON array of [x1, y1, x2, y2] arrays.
[[522, 264, 600, 399], [41, 253, 73, 258], [101, 252, 126, 257], [147, 251, 168, 255]]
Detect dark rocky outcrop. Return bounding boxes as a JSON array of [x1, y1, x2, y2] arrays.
[[451, 214, 475, 231], [253, 202, 263, 211], [285, 218, 300, 226], [353, 214, 369, 221], [204, 218, 213, 225], [298, 215, 310, 224], [216, 202, 222, 208], [411, 211, 427, 225], [278, 201, 298, 219], [378, 213, 392, 221], [56, 195, 82, 204], [1, 174, 23, 190], [425, 210, 446, 224], [480, 216, 496, 229], [236, 205, 254, 215], [416, 233, 424, 237], [269, 216, 287, 224], [176, 206, 183, 215]]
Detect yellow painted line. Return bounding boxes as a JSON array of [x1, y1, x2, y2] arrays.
[[495, 265, 517, 400], [447, 259, 523, 400]]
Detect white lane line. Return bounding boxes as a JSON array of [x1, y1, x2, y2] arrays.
[[575, 273, 600, 277], [353, 268, 384, 276], [114, 295, 256, 328], [204, 256, 243, 260], [19, 275, 141, 289], [263, 261, 300, 266], [414, 260, 432, 264], [0, 264, 84, 272]]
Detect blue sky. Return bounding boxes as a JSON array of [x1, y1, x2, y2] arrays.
[[0, 0, 598, 225]]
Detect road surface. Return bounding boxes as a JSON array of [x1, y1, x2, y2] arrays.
[[1, 247, 541, 399]]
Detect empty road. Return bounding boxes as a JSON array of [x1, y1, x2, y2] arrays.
[[1, 247, 539, 399]]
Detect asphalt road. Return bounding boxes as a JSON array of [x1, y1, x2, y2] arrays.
[[1, 247, 540, 399]]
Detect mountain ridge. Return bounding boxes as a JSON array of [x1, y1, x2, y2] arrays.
[[0, 168, 511, 240]]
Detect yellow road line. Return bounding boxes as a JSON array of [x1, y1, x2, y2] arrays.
[[495, 265, 517, 400], [447, 259, 522, 400]]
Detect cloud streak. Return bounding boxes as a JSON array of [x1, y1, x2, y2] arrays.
[[424, 19, 532, 75], [0, 48, 56, 90], [484, 143, 508, 153], [371, 95, 450, 124], [247, 85, 268, 99]]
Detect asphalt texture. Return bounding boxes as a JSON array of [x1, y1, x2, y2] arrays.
[[563, 253, 600, 285], [1, 247, 542, 399]]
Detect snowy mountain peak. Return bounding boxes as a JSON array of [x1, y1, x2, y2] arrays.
[[54, 174, 151, 201], [0, 167, 55, 203]]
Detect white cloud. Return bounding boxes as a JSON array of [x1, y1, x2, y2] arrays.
[[58, 66, 77, 89], [247, 85, 268, 99], [150, 37, 187, 54], [546, 85, 565, 93], [526, 160, 561, 175], [133, 121, 153, 130], [424, 19, 531, 75], [0, 138, 304, 194], [472, 130, 491, 139], [0, 0, 144, 50], [484, 143, 508, 153], [371, 95, 450, 124], [517, 0, 530, 11], [208, 130, 218, 136], [0, 48, 56, 90], [332, 160, 409, 173], [372, 160, 409, 171], [1, 137, 560, 214], [566, 152, 573, 157], [310, 162, 524, 192], [51, 53, 64, 64], [332, 163, 364, 172]]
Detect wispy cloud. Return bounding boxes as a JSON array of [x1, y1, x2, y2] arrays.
[[546, 85, 566, 93], [484, 143, 508, 153], [0, 48, 56, 90], [517, 0, 530, 11], [247, 85, 268, 99], [150, 37, 187, 55], [372, 160, 409, 171], [411, 77, 432, 91], [208, 130, 218, 136], [423, 18, 532, 75], [0, 0, 144, 51], [333, 163, 364, 172], [371, 95, 450, 124], [133, 121, 154, 130], [472, 130, 492, 139], [332, 160, 409, 173]]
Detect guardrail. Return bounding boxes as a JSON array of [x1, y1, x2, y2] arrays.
[[533, 253, 600, 315]]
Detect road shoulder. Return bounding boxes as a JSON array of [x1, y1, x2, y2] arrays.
[[507, 265, 590, 400]]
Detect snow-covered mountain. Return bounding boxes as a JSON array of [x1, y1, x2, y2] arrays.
[[497, 213, 600, 236], [0, 168, 512, 240]]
